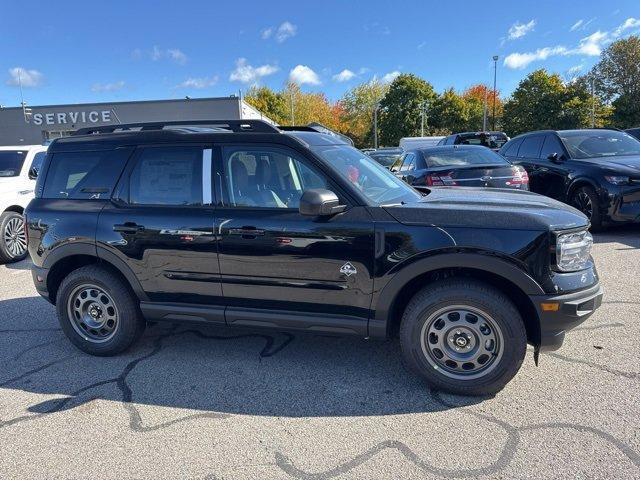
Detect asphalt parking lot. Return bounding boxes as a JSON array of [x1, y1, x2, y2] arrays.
[[0, 227, 639, 479]]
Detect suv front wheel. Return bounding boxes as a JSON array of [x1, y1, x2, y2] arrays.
[[400, 279, 527, 396], [56, 265, 146, 356]]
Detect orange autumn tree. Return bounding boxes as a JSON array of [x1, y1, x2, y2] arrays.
[[462, 84, 504, 131]]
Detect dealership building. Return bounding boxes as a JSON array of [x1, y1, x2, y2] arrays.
[[0, 96, 270, 145]]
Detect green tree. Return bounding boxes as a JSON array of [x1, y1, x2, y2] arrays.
[[339, 79, 389, 147], [430, 88, 468, 134], [590, 36, 640, 128], [378, 74, 437, 146], [244, 86, 288, 125]]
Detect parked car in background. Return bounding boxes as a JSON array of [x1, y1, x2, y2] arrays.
[[0, 145, 48, 263], [367, 147, 403, 169], [625, 127, 640, 141], [399, 136, 445, 150], [499, 129, 640, 230], [392, 145, 528, 190], [437, 131, 509, 151]]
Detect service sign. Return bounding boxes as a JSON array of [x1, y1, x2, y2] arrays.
[[32, 110, 113, 126]]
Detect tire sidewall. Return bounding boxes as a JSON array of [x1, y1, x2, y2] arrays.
[[401, 284, 526, 395], [56, 267, 142, 355], [573, 186, 602, 230], [0, 211, 27, 263]]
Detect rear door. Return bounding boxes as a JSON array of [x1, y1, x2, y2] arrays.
[[537, 133, 570, 200], [213, 143, 375, 335], [97, 144, 223, 312]]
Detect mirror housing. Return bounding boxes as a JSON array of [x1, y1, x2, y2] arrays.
[[547, 152, 564, 163], [28, 167, 39, 180], [299, 189, 346, 217]]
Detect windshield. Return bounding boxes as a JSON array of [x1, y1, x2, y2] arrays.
[[459, 133, 508, 149], [0, 151, 27, 177], [559, 131, 640, 159], [423, 147, 510, 168], [310, 144, 422, 205], [368, 152, 402, 167]]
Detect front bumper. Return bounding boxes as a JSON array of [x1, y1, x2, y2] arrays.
[[530, 282, 603, 351], [602, 184, 640, 224]]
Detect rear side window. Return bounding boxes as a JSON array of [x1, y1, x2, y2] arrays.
[[129, 146, 204, 206], [517, 136, 544, 158], [501, 138, 522, 157], [43, 149, 131, 199]]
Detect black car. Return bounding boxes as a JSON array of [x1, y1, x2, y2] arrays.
[[625, 127, 640, 141], [26, 120, 602, 396], [367, 148, 403, 169], [392, 145, 529, 190], [437, 131, 509, 151], [499, 129, 640, 230]]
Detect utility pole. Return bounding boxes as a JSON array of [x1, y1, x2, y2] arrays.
[[590, 76, 596, 128], [492, 55, 499, 131], [18, 70, 32, 123], [420, 102, 428, 136], [373, 103, 379, 149]]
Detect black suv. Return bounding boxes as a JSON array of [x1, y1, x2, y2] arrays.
[[26, 120, 603, 395], [499, 129, 640, 230]]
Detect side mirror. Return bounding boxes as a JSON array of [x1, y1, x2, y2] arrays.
[[28, 167, 39, 180], [547, 153, 564, 163], [299, 189, 346, 217]]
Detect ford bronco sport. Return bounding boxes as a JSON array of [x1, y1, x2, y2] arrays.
[[26, 120, 603, 395]]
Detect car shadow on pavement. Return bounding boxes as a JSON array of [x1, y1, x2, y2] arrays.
[[0, 296, 484, 424], [592, 224, 640, 249], [2, 257, 32, 271]]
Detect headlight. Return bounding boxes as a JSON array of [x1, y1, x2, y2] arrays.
[[604, 175, 629, 185], [556, 230, 593, 272]]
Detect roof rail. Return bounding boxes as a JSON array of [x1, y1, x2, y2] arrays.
[[72, 119, 281, 136], [279, 122, 354, 146]]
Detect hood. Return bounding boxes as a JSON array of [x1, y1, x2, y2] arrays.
[[590, 155, 640, 173], [384, 187, 588, 231]]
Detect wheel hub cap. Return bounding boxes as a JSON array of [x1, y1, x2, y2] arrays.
[[67, 285, 119, 343], [3, 216, 27, 258], [420, 306, 504, 380]]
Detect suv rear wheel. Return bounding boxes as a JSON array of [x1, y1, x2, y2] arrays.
[[0, 211, 28, 263], [56, 265, 145, 356], [400, 279, 527, 396]]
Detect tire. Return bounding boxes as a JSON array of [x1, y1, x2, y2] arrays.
[[0, 211, 28, 264], [399, 279, 527, 396], [56, 265, 145, 356], [571, 185, 603, 231]]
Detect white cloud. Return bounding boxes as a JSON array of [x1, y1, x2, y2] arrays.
[[175, 76, 218, 89], [151, 45, 163, 61], [417, 41, 427, 50], [261, 21, 297, 43], [332, 69, 356, 82], [504, 17, 640, 69], [91, 81, 125, 92], [570, 19, 584, 32], [229, 58, 279, 84], [6, 67, 44, 87], [167, 49, 188, 65], [289, 65, 321, 85], [381, 70, 401, 83], [508, 19, 536, 40]]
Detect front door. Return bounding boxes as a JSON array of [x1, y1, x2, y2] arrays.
[[214, 144, 375, 335], [98, 144, 223, 313]]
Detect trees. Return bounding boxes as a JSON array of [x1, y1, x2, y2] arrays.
[[339, 79, 389, 147], [378, 74, 437, 146], [590, 36, 640, 128], [462, 84, 503, 131], [244, 86, 289, 125], [430, 89, 467, 134]]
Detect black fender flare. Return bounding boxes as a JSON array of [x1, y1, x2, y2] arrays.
[[370, 253, 544, 337], [43, 242, 148, 302]]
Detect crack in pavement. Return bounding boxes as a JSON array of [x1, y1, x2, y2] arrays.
[[0, 327, 295, 432], [548, 352, 639, 380], [273, 389, 640, 479]]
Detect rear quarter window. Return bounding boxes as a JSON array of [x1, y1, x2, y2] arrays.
[[42, 148, 132, 199]]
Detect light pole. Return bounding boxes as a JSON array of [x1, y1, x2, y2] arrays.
[[373, 103, 380, 149], [590, 75, 596, 128], [420, 101, 428, 136], [492, 55, 499, 131]]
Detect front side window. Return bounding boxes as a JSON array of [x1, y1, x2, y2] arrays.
[[222, 146, 329, 209], [540, 135, 565, 159], [129, 146, 204, 206], [559, 131, 640, 159], [517, 136, 544, 158], [0, 150, 27, 177], [309, 144, 422, 206]]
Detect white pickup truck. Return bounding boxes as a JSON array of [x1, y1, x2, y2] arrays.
[[0, 145, 48, 263]]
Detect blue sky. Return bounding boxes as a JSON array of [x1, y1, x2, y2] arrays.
[[1, 0, 639, 107]]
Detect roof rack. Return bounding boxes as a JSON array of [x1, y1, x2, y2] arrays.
[[72, 119, 281, 136], [279, 122, 354, 146]]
